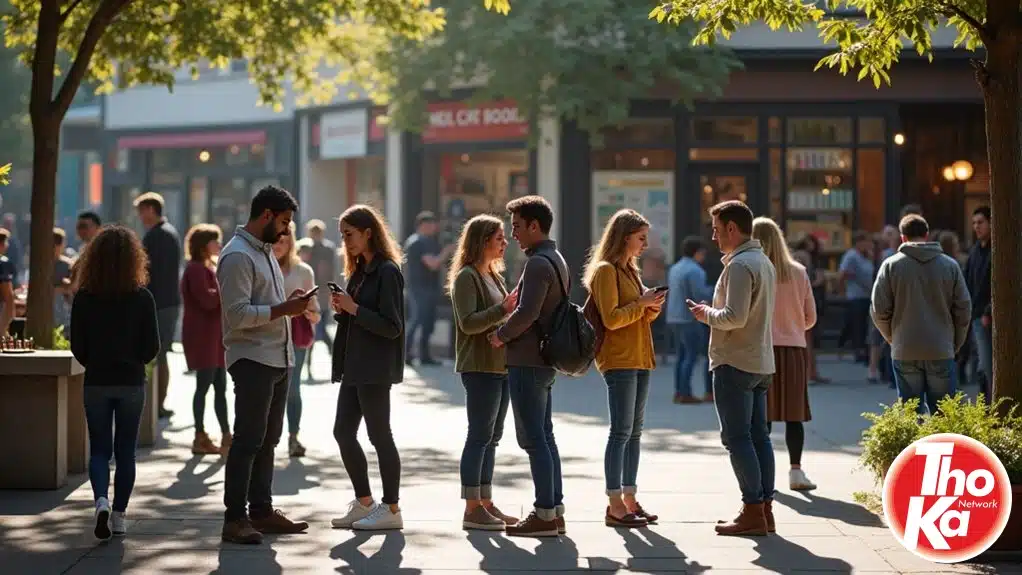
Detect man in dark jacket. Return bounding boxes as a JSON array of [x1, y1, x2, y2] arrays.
[[871, 214, 971, 415], [963, 206, 992, 398], [489, 195, 565, 538], [134, 192, 182, 419]]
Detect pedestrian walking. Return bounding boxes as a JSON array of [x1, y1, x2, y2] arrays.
[[487, 195, 568, 538], [666, 236, 713, 403], [69, 225, 160, 540], [328, 204, 407, 531], [217, 185, 311, 544], [964, 206, 992, 398], [448, 214, 520, 531], [871, 214, 972, 415], [584, 209, 665, 528], [404, 211, 454, 366], [273, 222, 320, 457], [752, 217, 818, 491], [687, 200, 777, 537], [181, 224, 231, 456]]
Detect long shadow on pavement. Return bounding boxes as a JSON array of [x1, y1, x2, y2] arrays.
[[330, 531, 421, 574], [466, 532, 580, 573]]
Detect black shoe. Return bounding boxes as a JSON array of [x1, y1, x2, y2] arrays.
[[158, 407, 174, 419]]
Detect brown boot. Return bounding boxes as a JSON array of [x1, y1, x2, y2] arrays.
[[250, 509, 309, 534], [714, 503, 768, 536], [764, 499, 775, 533], [222, 518, 263, 544], [505, 511, 559, 538], [219, 432, 232, 457], [192, 432, 220, 455]]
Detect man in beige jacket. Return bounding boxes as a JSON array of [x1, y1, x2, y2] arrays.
[[688, 200, 777, 537]]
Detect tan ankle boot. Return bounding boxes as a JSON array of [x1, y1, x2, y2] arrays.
[[192, 432, 220, 455], [714, 503, 769, 536]]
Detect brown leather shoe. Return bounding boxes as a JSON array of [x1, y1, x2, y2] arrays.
[[714, 503, 768, 536], [673, 394, 701, 404], [506, 512, 559, 538], [486, 504, 519, 526], [764, 499, 776, 533], [605, 507, 648, 528], [222, 519, 263, 544], [192, 432, 220, 455], [555, 515, 566, 535], [250, 509, 309, 534]]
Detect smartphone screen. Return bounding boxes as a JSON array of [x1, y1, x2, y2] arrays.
[[327, 282, 343, 293], [653, 286, 669, 293], [300, 286, 321, 300]]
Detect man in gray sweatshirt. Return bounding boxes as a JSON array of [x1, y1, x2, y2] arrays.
[[871, 214, 971, 416]]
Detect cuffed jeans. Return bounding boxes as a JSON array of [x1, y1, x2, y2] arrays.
[[223, 359, 289, 522], [893, 359, 956, 416], [84, 385, 146, 512], [713, 364, 775, 505], [972, 318, 993, 398], [603, 369, 650, 495], [674, 323, 710, 396], [460, 372, 510, 500], [288, 347, 309, 435], [508, 366, 564, 520]]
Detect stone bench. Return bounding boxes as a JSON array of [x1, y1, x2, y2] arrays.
[[0, 351, 86, 489]]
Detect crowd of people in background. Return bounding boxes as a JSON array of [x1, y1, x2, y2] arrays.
[[0, 179, 991, 551]]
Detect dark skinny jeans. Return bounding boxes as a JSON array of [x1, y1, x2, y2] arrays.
[[334, 384, 401, 505], [84, 386, 146, 512], [194, 367, 230, 435], [459, 372, 510, 500]]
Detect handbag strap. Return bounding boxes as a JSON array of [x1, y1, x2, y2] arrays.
[[536, 253, 569, 298]]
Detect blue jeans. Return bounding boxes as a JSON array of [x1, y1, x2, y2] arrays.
[[972, 318, 992, 398], [603, 369, 650, 495], [674, 323, 710, 396], [712, 365, 775, 505], [288, 347, 309, 435], [508, 366, 563, 520], [459, 372, 510, 500], [84, 386, 146, 512], [892, 359, 956, 416], [406, 288, 439, 359]]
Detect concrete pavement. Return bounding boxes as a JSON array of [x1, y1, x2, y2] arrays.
[[1, 347, 1018, 574]]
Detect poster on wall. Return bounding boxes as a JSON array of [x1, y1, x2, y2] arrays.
[[592, 171, 674, 261]]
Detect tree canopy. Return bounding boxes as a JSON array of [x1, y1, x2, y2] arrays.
[[383, 0, 738, 141]]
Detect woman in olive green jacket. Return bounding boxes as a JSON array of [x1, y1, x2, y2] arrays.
[[448, 214, 519, 531]]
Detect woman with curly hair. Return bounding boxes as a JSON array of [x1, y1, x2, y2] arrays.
[[70, 225, 160, 541]]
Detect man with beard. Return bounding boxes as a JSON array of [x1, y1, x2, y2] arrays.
[[217, 185, 312, 544]]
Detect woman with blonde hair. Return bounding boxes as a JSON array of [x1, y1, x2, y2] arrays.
[[273, 221, 320, 458], [584, 208, 665, 528], [448, 214, 520, 531], [70, 225, 160, 540], [180, 223, 231, 456], [328, 204, 408, 531], [752, 217, 818, 491]]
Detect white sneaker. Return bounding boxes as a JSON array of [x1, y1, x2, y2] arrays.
[[94, 497, 112, 541], [331, 500, 377, 529], [352, 504, 403, 531], [790, 468, 818, 491], [111, 511, 127, 536]]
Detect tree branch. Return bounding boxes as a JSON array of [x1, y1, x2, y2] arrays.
[[941, 2, 992, 45], [59, 0, 86, 25], [52, 0, 134, 118]]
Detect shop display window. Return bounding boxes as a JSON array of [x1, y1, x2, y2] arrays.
[[355, 157, 386, 212], [691, 116, 758, 144], [784, 147, 854, 254]]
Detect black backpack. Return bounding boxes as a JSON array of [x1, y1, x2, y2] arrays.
[[533, 254, 597, 376]]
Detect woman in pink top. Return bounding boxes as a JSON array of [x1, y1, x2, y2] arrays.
[[752, 217, 818, 491]]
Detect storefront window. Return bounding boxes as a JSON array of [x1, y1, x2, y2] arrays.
[[591, 149, 675, 170], [437, 150, 530, 280], [858, 117, 886, 144], [769, 148, 782, 222], [769, 117, 782, 144], [857, 149, 885, 232], [189, 177, 209, 227], [691, 117, 757, 144], [786, 117, 853, 145], [600, 118, 674, 147], [688, 148, 758, 161], [784, 148, 854, 253], [211, 178, 249, 239], [355, 157, 386, 211]]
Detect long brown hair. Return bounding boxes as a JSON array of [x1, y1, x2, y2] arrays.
[[752, 217, 798, 284], [339, 204, 404, 277], [583, 209, 649, 289], [275, 221, 301, 273], [446, 214, 505, 294], [184, 223, 221, 263], [76, 225, 149, 295]]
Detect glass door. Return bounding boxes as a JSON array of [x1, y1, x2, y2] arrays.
[[688, 165, 759, 283]]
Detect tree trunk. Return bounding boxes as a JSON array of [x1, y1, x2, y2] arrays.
[[979, 30, 1022, 409], [25, 114, 59, 348]]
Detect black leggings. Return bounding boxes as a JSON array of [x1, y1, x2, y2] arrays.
[[194, 367, 229, 435], [334, 384, 401, 504], [768, 421, 805, 466]]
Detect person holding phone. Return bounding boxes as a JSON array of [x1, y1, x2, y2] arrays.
[[583, 209, 665, 528], [328, 204, 407, 531], [217, 185, 311, 545]]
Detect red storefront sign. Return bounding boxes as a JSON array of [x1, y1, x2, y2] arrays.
[[311, 108, 385, 147], [423, 100, 528, 143]]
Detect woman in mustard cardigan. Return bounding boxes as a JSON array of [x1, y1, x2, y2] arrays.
[[584, 209, 666, 528]]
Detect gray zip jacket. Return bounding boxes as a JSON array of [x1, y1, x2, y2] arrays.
[[871, 242, 971, 361], [217, 227, 293, 369]]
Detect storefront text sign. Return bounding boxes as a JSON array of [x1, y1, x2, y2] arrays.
[[320, 109, 368, 159], [423, 100, 529, 143]]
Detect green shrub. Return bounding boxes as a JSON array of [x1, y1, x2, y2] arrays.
[[52, 326, 71, 350], [860, 393, 1022, 485]]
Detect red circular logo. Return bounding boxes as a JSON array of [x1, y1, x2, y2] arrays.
[[883, 433, 1012, 563]]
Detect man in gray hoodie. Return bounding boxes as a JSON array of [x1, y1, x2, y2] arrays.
[[871, 214, 971, 415]]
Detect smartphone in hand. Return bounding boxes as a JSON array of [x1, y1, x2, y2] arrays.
[[299, 285, 321, 300], [685, 298, 697, 308], [652, 286, 669, 294], [327, 281, 344, 294]]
